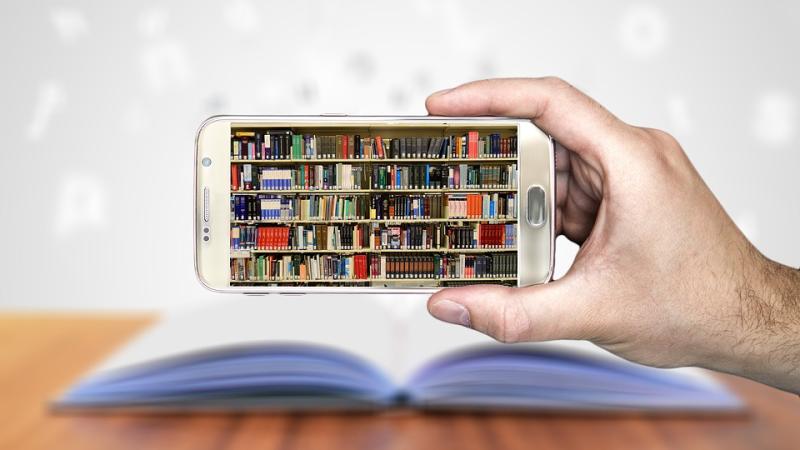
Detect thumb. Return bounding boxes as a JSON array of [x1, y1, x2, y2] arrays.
[[427, 278, 593, 343]]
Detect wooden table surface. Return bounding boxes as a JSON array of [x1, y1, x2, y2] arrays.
[[2, 313, 800, 450]]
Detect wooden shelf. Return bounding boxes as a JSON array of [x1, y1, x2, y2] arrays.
[[230, 248, 517, 257], [229, 277, 517, 284], [232, 187, 516, 195], [231, 157, 518, 164], [231, 218, 518, 224]]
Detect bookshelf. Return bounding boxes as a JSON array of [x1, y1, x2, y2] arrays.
[[229, 127, 520, 287]]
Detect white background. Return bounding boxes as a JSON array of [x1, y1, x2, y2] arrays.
[[1, 1, 797, 310]]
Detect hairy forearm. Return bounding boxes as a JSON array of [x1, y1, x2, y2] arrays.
[[709, 248, 800, 393]]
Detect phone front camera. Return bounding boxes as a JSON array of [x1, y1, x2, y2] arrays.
[[202, 157, 212, 167]]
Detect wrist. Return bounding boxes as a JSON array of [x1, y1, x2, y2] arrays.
[[701, 247, 800, 392]]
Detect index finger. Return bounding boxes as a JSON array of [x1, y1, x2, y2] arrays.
[[425, 77, 632, 161]]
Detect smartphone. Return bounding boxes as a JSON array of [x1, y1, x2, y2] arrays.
[[195, 116, 554, 294]]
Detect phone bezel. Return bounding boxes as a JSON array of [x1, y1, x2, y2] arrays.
[[195, 115, 554, 294]]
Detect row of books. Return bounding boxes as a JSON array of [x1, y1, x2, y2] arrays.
[[232, 193, 518, 221], [231, 130, 518, 161], [231, 163, 517, 191], [230, 253, 517, 282], [230, 223, 517, 251]]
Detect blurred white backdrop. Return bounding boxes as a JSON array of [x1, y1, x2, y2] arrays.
[[0, 1, 797, 309]]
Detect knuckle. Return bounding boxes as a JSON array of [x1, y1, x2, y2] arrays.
[[490, 296, 532, 344], [644, 128, 680, 149], [636, 127, 687, 167], [541, 76, 571, 91]]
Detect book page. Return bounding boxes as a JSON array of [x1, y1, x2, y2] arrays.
[[86, 293, 723, 393], [396, 298, 725, 391], [91, 294, 412, 384]]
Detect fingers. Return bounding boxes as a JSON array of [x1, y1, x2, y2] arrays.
[[425, 77, 631, 161], [427, 280, 593, 343]]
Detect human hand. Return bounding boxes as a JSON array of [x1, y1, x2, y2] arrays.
[[426, 77, 800, 393]]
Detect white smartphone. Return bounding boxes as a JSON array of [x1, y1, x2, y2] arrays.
[[195, 116, 554, 294]]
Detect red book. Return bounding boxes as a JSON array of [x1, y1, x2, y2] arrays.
[[342, 135, 349, 159], [375, 136, 384, 158], [357, 254, 367, 279], [231, 164, 239, 191], [283, 227, 290, 249], [468, 131, 478, 158]]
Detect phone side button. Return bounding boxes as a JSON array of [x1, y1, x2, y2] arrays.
[[203, 187, 210, 223], [526, 185, 547, 227]]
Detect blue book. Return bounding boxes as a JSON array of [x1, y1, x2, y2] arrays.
[[54, 299, 743, 414], [425, 164, 430, 188]]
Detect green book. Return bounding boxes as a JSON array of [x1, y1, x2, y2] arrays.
[[292, 135, 302, 160]]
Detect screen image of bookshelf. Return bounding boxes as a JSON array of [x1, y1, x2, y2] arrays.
[[229, 127, 519, 288]]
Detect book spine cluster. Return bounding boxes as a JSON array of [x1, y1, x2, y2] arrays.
[[232, 254, 370, 281], [230, 163, 517, 192], [442, 194, 516, 219], [230, 252, 516, 282], [231, 132, 518, 161], [232, 195, 369, 221], [446, 223, 516, 249], [385, 254, 517, 279], [232, 224, 371, 251], [232, 193, 517, 221], [230, 223, 517, 251]]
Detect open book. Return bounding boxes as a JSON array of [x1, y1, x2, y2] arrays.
[[55, 296, 743, 413]]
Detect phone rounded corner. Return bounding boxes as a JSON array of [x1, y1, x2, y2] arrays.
[[194, 264, 225, 294], [195, 116, 230, 153]]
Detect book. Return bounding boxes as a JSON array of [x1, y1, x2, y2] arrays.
[[54, 297, 743, 413]]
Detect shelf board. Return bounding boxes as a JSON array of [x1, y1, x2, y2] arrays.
[[230, 277, 518, 284], [231, 157, 518, 164], [231, 218, 518, 224], [230, 247, 517, 257], [232, 187, 516, 195]]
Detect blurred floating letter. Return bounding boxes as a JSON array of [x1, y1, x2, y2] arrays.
[[141, 41, 191, 93], [618, 5, 668, 58], [27, 82, 65, 141], [753, 92, 796, 146], [54, 175, 109, 237], [50, 8, 89, 43]]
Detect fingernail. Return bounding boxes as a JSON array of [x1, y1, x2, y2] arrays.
[[430, 88, 453, 97], [430, 300, 471, 327]]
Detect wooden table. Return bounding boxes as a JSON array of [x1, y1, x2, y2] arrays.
[[2, 313, 800, 450]]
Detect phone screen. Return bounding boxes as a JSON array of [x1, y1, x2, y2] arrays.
[[227, 125, 521, 288]]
